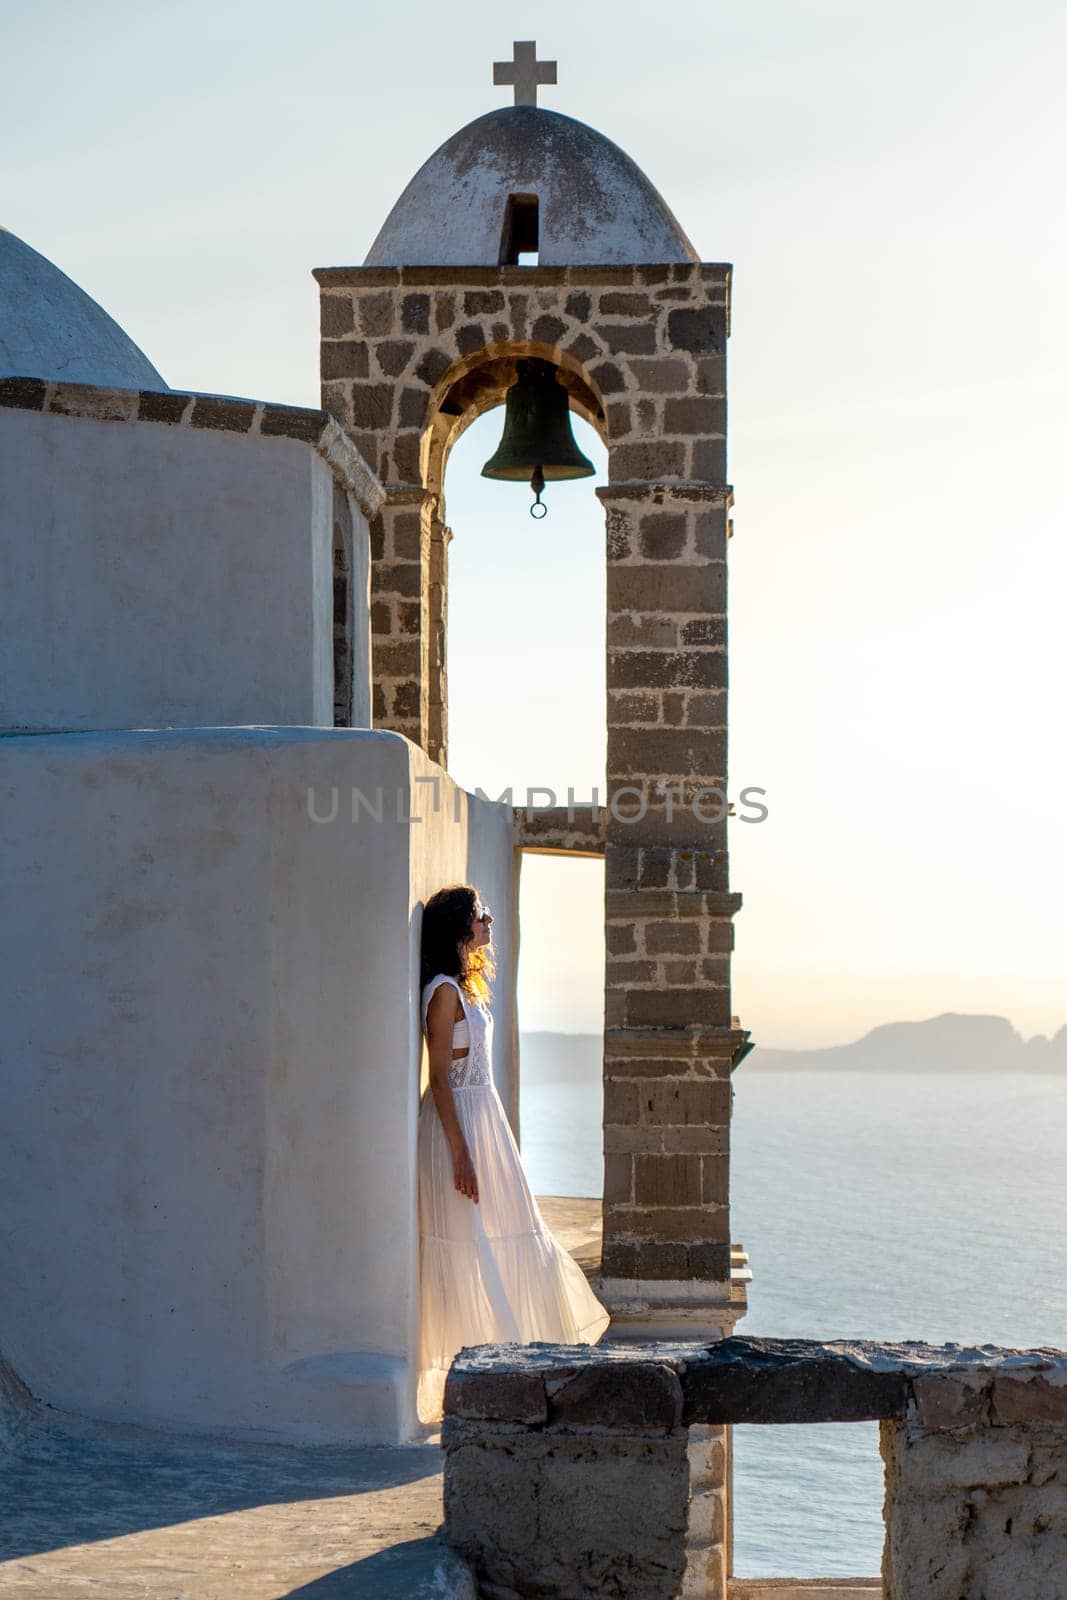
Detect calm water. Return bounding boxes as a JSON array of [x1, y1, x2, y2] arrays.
[[519, 1065, 1067, 1578]]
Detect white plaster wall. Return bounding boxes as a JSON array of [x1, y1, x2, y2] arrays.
[[0, 408, 372, 733], [0, 726, 514, 1444]]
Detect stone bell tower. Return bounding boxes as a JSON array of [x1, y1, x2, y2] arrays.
[[314, 43, 751, 1341]]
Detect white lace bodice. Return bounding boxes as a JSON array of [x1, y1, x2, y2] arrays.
[[421, 974, 494, 1088]]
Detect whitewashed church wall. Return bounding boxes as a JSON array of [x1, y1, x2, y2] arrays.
[[0, 726, 515, 1445], [0, 407, 370, 733]]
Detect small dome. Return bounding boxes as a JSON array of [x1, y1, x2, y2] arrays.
[[0, 227, 167, 390], [365, 106, 698, 268]]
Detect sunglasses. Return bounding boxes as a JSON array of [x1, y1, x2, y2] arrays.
[[473, 902, 493, 924]]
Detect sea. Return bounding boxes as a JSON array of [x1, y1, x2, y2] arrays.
[[519, 1059, 1067, 1579]]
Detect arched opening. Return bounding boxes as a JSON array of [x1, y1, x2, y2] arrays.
[[332, 486, 353, 728], [437, 362, 608, 1200]]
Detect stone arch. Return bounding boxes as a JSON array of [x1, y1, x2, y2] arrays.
[[420, 337, 609, 518], [420, 340, 609, 764]]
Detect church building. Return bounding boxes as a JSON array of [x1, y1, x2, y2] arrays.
[[0, 43, 749, 1452]]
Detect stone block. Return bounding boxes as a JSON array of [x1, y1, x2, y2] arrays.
[[628, 357, 692, 392], [913, 1374, 987, 1431], [603, 1078, 642, 1126], [608, 726, 727, 778], [531, 313, 566, 344], [611, 440, 687, 480], [357, 293, 395, 337], [321, 342, 370, 381], [639, 511, 688, 560], [608, 564, 726, 616], [391, 680, 420, 719], [701, 1156, 729, 1205], [456, 322, 488, 356], [607, 1203, 729, 1244], [605, 958, 658, 987], [549, 1362, 683, 1429], [604, 1152, 633, 1205], [626, 986, 733, 1029], [628, 1240, 688, 1280], [590, 359, 627, 395], [691, 438, 728, 481], [608, 649, 726, 691], [374, 639, 421, 675], [320, 295, 354, 337], [390, 511, 422, 561], [682, 1341, 911, 1426], [601, 1239, 639, 1277], [566, 330, 601, 364], [444, 1367, 547, 1423], [391, 431, 422, 481], [645, 921, 702, 955], [599, 321, 658, 355], [634, 1153, 703, 1206], [349, 382, 395, 429], [607, 614, 680, 649], [992, 1375, 1067, 1425], [414, 347, 452, 387], [397, 387, 427, 429], [400, 294, 430, 334], [680, 617, 727, 646], [189, 396, 256, 432], [687, 691, 728, 728], [376, 339, 415, 376], [667, 307, 725, 354], [606, 921, 638, 955], [665, 396, 726, 435], [463, 290, 505, 315], [606, 399, 633, 437], [639, 1078, 731, 1126]]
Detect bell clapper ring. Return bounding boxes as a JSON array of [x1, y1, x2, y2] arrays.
[[529, 465, 548, 519]]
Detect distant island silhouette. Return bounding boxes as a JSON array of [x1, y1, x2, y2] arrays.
[[521, 1014, 1067, 1076]]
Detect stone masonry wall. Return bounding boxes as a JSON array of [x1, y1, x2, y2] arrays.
[[445, 1338, 1067, 1600], [313, 261, 750, 1307], [313, 263, 730, 760], [882, 1367, 1067, 1600]]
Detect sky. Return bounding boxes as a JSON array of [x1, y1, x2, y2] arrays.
[[4, 0, 1064, 1046]]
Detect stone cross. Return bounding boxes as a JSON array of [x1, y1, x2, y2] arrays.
[[493, 41, 557, 108]]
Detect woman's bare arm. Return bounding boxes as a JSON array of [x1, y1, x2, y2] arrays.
[[426, 984, 479, 1203]]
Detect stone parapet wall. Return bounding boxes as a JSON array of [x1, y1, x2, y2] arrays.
[[0, 376, 385, 515], [442, 1338, 1067, 1600], [882, 1364, 1067, 1600]]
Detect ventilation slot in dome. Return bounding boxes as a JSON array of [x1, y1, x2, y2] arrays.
[[499, 193, 539, 265]]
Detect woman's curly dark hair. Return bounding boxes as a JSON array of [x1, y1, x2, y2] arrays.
[[420, 883, 495, 1006]]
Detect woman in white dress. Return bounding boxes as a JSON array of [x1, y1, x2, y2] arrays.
[[416, 882, 611, 1422]]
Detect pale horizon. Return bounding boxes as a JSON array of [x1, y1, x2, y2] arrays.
[[6, 0, 1063, 1049]]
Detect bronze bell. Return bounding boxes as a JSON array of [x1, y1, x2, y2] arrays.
[[481, 357, 595, 517]]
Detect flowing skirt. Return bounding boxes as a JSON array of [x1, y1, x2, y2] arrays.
[[416, 1078, 611, 1423]]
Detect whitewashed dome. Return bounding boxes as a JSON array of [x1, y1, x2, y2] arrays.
[[0, 227, 167, 389], [365, 106, 698, 268]]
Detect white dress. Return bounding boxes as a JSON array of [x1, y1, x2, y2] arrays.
[[416, 973, 611, 1422]]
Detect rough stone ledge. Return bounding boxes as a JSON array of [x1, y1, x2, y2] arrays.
[[597, 481, 734, 504], [312, 262, 733, 288], [443, 1337, 1067, 1431], [0, 375, 385, 518], [514, 804, 605, 856]]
